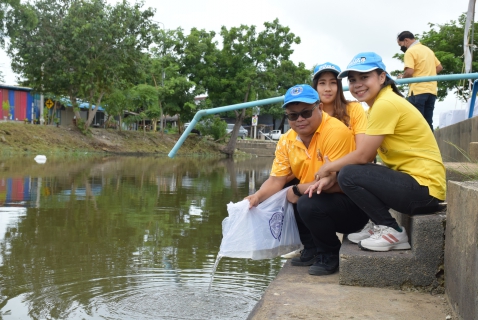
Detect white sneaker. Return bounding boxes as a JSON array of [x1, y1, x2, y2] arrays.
[[347, 220, 375, 244], [359, 225, 411, 252]]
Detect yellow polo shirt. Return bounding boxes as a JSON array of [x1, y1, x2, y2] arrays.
[[366, 86, 446, 200], [404, 42, 441, 96], [347, 101, 367, 136], [271, 113, 355, 183]]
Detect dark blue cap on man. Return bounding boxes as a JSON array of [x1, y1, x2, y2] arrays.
[[282, 84, 319, 108]]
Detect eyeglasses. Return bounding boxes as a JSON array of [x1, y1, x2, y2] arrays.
[[284, 103, 318, 121]]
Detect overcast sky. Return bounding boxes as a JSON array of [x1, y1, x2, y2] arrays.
[[0, 0, 473, 125]]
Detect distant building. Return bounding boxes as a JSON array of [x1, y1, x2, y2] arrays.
[[0, 84, 41, 122]]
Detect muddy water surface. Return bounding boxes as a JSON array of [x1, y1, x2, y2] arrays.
[[0, 155, 285, 319]]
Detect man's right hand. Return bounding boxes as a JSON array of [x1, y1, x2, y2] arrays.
[[244, 194, 260, 209]]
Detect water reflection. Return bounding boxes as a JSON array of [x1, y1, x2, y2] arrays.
[[0, 155, 281, 319]]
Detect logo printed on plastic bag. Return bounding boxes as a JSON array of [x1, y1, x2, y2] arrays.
[[269, 207, 284, 240]]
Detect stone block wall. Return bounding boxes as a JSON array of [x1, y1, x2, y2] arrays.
[[445, 181, 478, 320], [434, 116, 478, 162]]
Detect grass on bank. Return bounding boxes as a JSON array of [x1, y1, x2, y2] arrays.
[[0, 122, 228, 157], [444, 141, 478, 181]]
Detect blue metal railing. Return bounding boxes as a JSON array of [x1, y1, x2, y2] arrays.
[[468, 79, 478, 119], [168, 73, 478, 158]]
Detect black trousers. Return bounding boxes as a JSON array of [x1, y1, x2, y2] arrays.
[[295, 192, 369, 254], [337, 163, 441, 229]]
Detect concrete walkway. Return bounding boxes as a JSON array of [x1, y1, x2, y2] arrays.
[[248, 259, 455, 320]]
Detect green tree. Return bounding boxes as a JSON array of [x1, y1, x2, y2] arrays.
[[8, 0, 158, 131], [148, 31, 196, 133], [196, 116, 227, 140], [130, 84, 159, 134], [180, 19, 302, 156], [0, 0, 36, 48], [102, 88, 132, 131], [392, 14, 478, 101]]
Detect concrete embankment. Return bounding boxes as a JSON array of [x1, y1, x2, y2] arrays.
[[248, 163, 477, 319], [247, 260, 452, 319]]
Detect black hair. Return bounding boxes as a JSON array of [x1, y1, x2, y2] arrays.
[[374, 69, 404, 97], [312, 71, 351, 127], [397, 31, 414, 41]]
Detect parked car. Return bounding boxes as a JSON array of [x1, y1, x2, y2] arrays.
[[183, 122, 201, 135], [265, 130, 282, 140], [226, 124, 248, 139]]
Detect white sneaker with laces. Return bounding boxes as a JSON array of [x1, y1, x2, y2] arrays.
[[347, 220, 375, 244], [359, 225, 411, 252]]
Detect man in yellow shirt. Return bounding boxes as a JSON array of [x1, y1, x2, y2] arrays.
[[397, 31, 443, 131], [245, 84, 368, 276]]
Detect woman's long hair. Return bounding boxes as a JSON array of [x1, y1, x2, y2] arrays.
[[312, 72, 351, 127], [375, 69, 404, 97]]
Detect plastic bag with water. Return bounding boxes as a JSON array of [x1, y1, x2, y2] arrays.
[[219, 188, 301, 260]]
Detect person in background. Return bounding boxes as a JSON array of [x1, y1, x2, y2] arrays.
[[397, 31, 443, 131], [245, 84, 368, 276], [309, 52, 446, 252]]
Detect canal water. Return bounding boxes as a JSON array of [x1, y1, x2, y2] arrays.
[[0, 155, 285, 319]]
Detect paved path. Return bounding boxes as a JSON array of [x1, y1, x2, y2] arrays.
[[248, 259, 454, 320]]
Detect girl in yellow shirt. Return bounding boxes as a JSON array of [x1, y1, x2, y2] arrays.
[[312, 62, 367, 148]]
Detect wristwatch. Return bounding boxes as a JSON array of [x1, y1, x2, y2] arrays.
[[292, 185, 302, 196]]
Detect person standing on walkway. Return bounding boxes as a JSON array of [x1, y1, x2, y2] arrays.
[[309, 52, 446, 252], [397, 31, 443, 131], [245, 84, 368, 276]]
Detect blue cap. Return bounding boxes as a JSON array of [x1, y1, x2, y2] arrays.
[[282, 84, 319, 108], [313, 62, 341, 78], [338, 52, 392, 80]]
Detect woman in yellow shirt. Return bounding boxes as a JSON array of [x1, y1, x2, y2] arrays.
[[309, 52, 446, 252], [312, 62, 367, 148]]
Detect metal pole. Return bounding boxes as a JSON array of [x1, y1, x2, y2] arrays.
[[469, 79, 478, 119], [169, 73, 478, 158]]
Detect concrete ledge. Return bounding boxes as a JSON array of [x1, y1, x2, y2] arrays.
[[445, 181, 478, 320], [236, 140, 276, 157], [434, 116, 478, 162], [339, 212, 446, 293], [248, 260, 451, 319], [470, 142, 478, 161]]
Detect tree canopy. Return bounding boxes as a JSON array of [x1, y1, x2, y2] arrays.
[[5, 1, 308, 153], [8, 0, 158, 129], [177, 19, 307, 155]]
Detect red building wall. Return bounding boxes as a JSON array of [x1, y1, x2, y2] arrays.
[[14, 90, 27, 120], [1, 89, 8, 118]]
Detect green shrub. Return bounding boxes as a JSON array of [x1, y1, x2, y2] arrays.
[[196, 117, 227, 140]]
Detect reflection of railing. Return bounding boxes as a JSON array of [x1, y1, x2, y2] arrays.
[[168, 73, 478, 158]]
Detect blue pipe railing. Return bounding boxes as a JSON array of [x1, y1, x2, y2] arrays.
[[468, 79, 478, 119], [168, 73, 478, 158]]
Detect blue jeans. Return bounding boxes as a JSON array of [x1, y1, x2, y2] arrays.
[[337, 163, 441, 230], [408, 93, 436, 132]]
